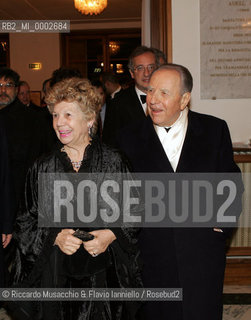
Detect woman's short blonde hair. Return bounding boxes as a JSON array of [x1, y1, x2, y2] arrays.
[[45, 77, 102, 121]]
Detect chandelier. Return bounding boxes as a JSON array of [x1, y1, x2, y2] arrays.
[[109, 41, 120, 55], [74, 0, 107, 15]]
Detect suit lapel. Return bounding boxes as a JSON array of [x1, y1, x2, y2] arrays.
[[176, 111, 206, 172], [128, 87, 146, 120], [140, 116, 174, 172], [133, 111, 208, 173]]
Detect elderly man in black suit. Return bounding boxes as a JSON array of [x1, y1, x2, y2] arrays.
[[118, 64, 242, 320], [18, 81, 40, 110], [102, 46, 158, 147]]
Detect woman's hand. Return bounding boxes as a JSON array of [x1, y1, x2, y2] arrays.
[[54, 229, 82, 255], [83, 229, 116, 257]]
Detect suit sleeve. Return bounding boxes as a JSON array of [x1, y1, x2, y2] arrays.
[[217, 120, 240, 172], [95, 149, 141, 253], [217, 120, 244, 237], [102, 98, 120, 148]]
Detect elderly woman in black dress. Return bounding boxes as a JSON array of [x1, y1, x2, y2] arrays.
[[9, 78, 142, 320]]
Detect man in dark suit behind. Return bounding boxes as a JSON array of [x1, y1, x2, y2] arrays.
[[100, 71, 123, 100], [0, 118, 13, 287], [118, 64, 242, 320], [0, 68, 55, 209], [18, 81, 41, 111], [102, 46, 157, 147]]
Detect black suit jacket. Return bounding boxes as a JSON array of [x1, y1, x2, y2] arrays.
[[102, 86, 146, 147], [0, 99, 56, 204], [0, 118, 14, 286], [118, 111, 242, 320], [119, 110, 239, 174], [0, 118, 13, 234]]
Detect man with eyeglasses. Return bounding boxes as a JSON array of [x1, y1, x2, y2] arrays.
[[0, 79, 17, 109], [102, 46, 158, 147]]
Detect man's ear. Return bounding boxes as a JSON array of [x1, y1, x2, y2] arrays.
[[129, 69, 135, 80], [180, 92, 191, 110]]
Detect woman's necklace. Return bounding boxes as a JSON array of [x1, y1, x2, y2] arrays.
[[61, 147, 82, 170], [71, 160, 82, 170]]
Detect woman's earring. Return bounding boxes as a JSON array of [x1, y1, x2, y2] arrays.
[[88, 125, 93, 137]]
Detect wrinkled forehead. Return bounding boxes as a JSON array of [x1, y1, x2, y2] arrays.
[[53, 100, 81, 112], [133, 52, 156, 66], [149, 69, 181, 89]]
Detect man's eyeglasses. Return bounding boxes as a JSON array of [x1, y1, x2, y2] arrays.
[[0, 83, 16, 89], [133, 64, 156, 73]]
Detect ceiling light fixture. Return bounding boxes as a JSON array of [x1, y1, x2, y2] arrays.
[[74, 0, 107, 15], [109, 41, 120, 55]]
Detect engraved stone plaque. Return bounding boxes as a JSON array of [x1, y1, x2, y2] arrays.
[[200, 0, 251, 99]]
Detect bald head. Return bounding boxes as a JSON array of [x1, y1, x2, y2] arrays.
[[18, 81, 31, 106]]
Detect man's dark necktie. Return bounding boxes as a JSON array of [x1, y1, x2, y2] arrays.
[[165, 127, 171, 133], [140, 95, 146, 104]]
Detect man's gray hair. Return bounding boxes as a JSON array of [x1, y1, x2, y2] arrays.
[[128, 46, 157, 71], [152, 64, 193, 94]]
